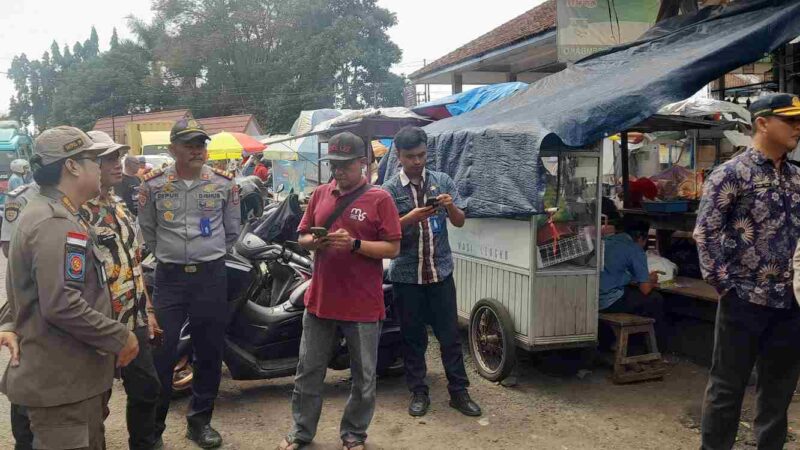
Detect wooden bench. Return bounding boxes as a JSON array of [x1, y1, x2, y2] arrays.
[[599, 313, 666, 384]]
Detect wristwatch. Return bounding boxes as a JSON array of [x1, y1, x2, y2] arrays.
[[351, 239, 362, 253]]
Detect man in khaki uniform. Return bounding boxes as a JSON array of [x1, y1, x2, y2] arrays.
[[0, 126, 139, 450]]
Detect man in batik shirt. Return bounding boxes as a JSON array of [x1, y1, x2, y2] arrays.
[[694, 93, 800, 450], [83, 131, 162, 450]]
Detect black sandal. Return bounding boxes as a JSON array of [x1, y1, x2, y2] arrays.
[[277, 435, 309, 450], [342, 439, 366, 450]]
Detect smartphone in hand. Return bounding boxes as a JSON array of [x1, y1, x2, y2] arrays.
[[310, 227, 328, 237], [425, 198, 439, 207]]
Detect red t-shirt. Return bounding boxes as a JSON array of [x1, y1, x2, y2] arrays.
[[298, 179, 401, 322], [254, 164, 269, 182]]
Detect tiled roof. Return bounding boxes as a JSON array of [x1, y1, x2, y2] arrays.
[[93, 109, 192, 142], [197, 114, 263, 136], [409, 0, 557, 80]]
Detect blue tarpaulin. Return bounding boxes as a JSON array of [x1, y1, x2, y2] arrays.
[[383, 0, 800, 218], [412, 82, 528, 119]]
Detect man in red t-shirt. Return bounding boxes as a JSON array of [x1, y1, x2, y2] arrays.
[[278, 132, 401, 450]]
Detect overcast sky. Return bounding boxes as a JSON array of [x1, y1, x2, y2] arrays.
[[0, 0, 544, 116]]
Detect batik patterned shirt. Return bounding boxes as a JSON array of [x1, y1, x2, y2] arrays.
[[81, 192, 147, 329], [693, 148, 800, 309]]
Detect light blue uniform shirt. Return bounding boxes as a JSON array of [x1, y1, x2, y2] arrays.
[[599, 233, 650, 310]]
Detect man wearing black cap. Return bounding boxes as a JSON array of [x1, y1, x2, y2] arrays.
[[277, 132, 402, 450], [695, 93, 800, 449], [139, 118, 240, 448]]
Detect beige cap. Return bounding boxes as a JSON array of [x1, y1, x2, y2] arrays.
[[34, 126, 112, 166], [87, 130, 130, 157]]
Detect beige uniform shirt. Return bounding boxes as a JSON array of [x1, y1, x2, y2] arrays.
[[138, 164, 240, 264], [0, 187, 129, 407]]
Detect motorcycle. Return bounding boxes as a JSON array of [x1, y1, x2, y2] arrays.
[[143, 193, 403, 395]]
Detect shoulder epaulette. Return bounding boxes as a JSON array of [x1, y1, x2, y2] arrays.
[[7, 184, 29, 198], [211, 167, 234, 180], [143, 169, 165, 182]]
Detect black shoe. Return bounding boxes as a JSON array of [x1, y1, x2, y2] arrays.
[[408, 392, 430, 417], [449, 391, 482, 417], [186, 423, 223, 449]]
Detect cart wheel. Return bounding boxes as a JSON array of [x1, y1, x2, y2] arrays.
[[469, 298, 516, 382]]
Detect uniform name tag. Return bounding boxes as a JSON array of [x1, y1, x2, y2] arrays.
[[200, 217, 212, 237]]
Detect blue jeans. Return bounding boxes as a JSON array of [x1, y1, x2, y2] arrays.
[[289, 311, 381, 444]]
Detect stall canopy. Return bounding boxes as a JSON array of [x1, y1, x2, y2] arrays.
[[412, 82, 528, 120], [382, 0, 800, 218]]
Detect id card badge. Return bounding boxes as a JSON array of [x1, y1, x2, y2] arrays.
[[430, 215, 443, 234], [200, 217, 212, 237]]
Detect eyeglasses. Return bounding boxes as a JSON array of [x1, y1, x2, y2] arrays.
[[72, 155, 99, 164]]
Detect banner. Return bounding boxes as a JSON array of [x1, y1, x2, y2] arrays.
[[557, 0, 659, 62]]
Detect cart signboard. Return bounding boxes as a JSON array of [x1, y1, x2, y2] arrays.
[[557, 0, 659, 62], [448, 218, 531, 270]]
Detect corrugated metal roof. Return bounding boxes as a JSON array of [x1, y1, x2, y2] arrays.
[[197, 114, 263, 136]]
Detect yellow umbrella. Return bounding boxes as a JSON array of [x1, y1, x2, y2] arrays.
[[207, 131, 266, 161]]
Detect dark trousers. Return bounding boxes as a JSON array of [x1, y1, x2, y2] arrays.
[[601, 286, 668, 347], [10, 327, 160, 450], [701, 293, 800, 450], [152, 259, 228, 435], [10, 404, 32, 450], [122, 326, 162, 450], [393, 275, 469, 396]]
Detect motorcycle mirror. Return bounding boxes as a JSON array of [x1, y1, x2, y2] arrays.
[[276, 183, 286, 194]]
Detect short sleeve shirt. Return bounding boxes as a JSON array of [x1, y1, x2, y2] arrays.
[[298, 179, 402, 322], [382, 169, 466, 284], [599, 233, 650, 310]]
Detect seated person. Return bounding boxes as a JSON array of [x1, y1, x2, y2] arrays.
[[599, 217, 667, 347]]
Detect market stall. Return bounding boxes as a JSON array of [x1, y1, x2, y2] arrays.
[[380, 0, 800, 382]]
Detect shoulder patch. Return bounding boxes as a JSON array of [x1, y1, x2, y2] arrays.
[[4, 202, 21, 223], [211, 167, 234, 180], [144, 169, 165, 182], [7, 184, 29, 198]]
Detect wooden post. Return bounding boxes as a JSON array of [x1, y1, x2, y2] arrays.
[[621, 132, 631, 208], [507, 73, 518, 82], [452, 73, 463, 94]]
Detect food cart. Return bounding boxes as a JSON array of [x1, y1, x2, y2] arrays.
[[447, 146, 604, 381]]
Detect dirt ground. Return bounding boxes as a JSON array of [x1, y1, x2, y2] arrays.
[[1, 256, 800, 449]]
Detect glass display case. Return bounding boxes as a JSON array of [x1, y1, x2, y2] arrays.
[[536, 152, 602, 272]]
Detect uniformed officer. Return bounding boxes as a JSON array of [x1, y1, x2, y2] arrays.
[[139, 118, 240, 448], [0, 181, 39, 449], [1, 182, 39, 257], [0, 126, 139, 450]]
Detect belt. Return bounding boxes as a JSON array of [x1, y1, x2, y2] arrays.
[[157, 258, 224, 274]]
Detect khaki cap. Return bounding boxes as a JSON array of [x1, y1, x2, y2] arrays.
[[87, 130, 130, 157], [34, 126, 112, 166]]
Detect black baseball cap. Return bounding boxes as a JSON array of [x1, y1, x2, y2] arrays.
[[750, 93, 800, 119], [170, 118, 210, 143], [321, 132, 366, 161]]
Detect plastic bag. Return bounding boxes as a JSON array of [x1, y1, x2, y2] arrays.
[[647, 253, 678, 283]]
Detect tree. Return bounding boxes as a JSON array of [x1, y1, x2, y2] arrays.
[[110, 28, 120, 49], [145, 0, 403, 131], [83, 26, 100, 59]]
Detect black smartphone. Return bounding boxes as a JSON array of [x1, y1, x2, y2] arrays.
[[425, 198, 439, 207], [310, 227, 328, 237]]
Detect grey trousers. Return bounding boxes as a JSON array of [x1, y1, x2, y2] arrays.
[[289, 311, 381, 444]]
